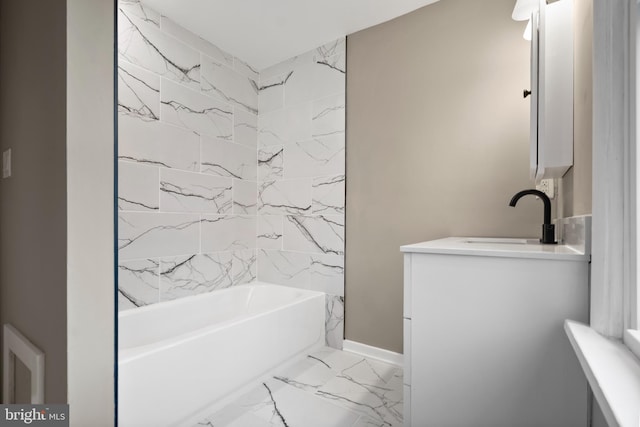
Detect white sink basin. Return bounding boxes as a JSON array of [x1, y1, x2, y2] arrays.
[[462, 237, 539, 245]]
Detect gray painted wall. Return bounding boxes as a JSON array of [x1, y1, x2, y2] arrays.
[[345, 0, 542, 353], [0, 0, 68, 403]]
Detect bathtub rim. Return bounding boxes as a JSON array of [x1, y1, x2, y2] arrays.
[[118, 282, 325, 363]]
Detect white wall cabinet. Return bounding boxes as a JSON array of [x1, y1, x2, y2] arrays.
[[530, 0, 574, 181], [401, 238, 589, 426]]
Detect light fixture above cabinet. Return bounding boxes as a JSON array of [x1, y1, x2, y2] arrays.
[[516, 0, 574, 183]]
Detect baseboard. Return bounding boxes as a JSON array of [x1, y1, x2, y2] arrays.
[[342, 339, 404, 367]]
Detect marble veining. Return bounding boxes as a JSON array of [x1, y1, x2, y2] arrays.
[[201, 57, 259, 114], [118, 61, 160, 121], [160, 253, 234, 300], [118, 8, 200, 89], [258, 180, 312, 215], [284, 215, 344, 255], [258, 147, 284, 181], [313, 175, 345, 215], [192, 347, 402, 427], [325, 296, 345, 348], [160, 169, 232, 214], [118, 259, 160, 311]]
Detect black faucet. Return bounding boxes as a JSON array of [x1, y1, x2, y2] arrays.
[[509, 189, 556, 244]]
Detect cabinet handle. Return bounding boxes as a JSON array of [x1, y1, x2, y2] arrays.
[[523, 89, 532, 98]]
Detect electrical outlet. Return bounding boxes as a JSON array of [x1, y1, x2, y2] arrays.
[[536, 178, 555, 199], [2, 149, 11, 179]]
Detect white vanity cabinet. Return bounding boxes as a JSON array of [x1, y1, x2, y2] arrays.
[[530, 0, 574, 181], [401, 238, 589, 427]]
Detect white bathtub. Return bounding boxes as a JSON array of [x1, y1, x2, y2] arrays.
[[118, 282, 326, 427]]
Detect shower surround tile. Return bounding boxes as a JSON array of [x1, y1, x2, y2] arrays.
[[118, 212, 200, 260], [234, 109, 258, 148], [201, 215, 257, 252], [119, 0, 160, 28], [312, 94, 346, 138], [118, 114, 200, 172], [159, 169, 232, 214], [285, 136, 345, 179], [258, 180, 312, 215], [232, 179, 258, 214], [232, 249, 257, 285], [257, 215, 284, 250], [160, 16, 234, 67], [117, 61, 160, 121], [258, 103, 312, 147], [258, 146, 284, 181], [159, 252, 234, 300], [201, 56, 259, 114], [283, 215, 344, 255], [325, 295, 345, 349], [201, 136, 257, 180], [257, 249, 311, 287], [118, 161, 159, 212], [118, 8, 200, 89], [313, 175, 345, 215], [118, 259, 160, 310], [310, 254, 344, 296], [161, 78, 233, 140]]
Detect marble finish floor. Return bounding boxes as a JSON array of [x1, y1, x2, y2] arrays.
[[192, 347, 403, 427]]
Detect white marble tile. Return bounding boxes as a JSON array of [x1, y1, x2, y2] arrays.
[[258, 180, 312, 215], [201, 136, 257, 180], [193, 346, 402, 427], [234, 109, 258, 148], [118, 8, 200, 89], [312, 93, 345, 139], [285, 135, 345, 179], [258, 103, 311, 147], [161, 78, 233, 140], [283, 215, 344, 255], [258, 73, 288, 113], [118, 60, 160, 121], [118, 161, 159, 211], [160, 16, 234, 67], [258, 146, 284, 181], [257, 215, 283, 250], [310, 254, 344, 296], [283, 53, 316, 106], [312, 175, 345, 215], [313, 53, 346, 100], [232, 249, 257, 285], [325, 295, 345, 349], [159, 252, 234, 300], [119, 0, 160, 28], [234, 58, 260, 81], [159, 168, 232, 214], [118, 212, 200, 260], [260, 54, 304, 81], [313, 351, 403, 426], [118, 292, 137, 311], [315, 38, 346, 61], [233, 179, 257, 214], [118, 258, 160, 310], [257, 249, 311, 287], [201, 215, 257, 252], [118, 113, 200, 171], [201, 56, 258, 114], [231, 379, 360, 427]]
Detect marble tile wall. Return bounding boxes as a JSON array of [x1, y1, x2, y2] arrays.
[[256, 39, 346, 348], [117, 0, 258, 310], [117, 0, 346, 349]]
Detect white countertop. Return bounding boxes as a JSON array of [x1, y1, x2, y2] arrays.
[[400, 237, 589, 261]]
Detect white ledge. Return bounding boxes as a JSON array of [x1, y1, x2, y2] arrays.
[[564, 320, 640, 427]]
